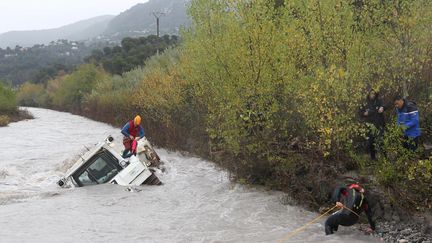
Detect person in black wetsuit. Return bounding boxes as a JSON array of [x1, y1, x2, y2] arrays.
[[360, 90, 385, 160], [325, 184, 376, 235]]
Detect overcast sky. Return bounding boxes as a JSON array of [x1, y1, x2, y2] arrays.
[[0, 0, 148, 34]]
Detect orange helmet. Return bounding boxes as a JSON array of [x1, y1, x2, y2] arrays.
[[134, 115, 141, 126]]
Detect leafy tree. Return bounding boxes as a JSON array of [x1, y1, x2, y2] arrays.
[[0, 40, 99, 86], [16, 82, 46, 107], [85, 35, 180, 75], [51, 64, 109, 111], [0, 81, 17, 113]]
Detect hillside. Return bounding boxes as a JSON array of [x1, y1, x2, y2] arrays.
[[0, 40, 101, 86], [0, 0, 190, 85], [0, 15, 114, 48], [103, 0, 190, 37], [0, 0, 190, 48]]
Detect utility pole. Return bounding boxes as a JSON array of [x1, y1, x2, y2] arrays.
[[152, 12, 165, 37]]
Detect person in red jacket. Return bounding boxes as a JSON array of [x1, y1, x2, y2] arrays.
[[121, 115, 145, 158], [325, 184, 376, 235]]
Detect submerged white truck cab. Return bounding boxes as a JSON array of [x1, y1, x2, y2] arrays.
[[57, 136, 162, 188]]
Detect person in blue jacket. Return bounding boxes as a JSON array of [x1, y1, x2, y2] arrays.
[[121, 115, 145, 158], [393, 96, 421, 151]]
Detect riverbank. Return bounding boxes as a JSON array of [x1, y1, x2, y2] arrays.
[[0, 108, 33, 127], [55, 107, 431, 243]]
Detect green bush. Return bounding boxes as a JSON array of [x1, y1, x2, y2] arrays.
[[0, 82, 17, 113], [0, 115, 10, 126], [87, 48, 190, 144], [86, 35, 180, 75], [375, 122, 431, 206], [16, 82, 47, 107], [51, 64, 109, 111]]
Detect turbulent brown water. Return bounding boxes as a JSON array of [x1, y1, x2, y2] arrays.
[[0, 108, 379, 242]]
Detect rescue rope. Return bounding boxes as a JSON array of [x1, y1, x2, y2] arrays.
[[341, 205, 360, 218], [276, 204, 361, 242], [276, 205, 338, 243]]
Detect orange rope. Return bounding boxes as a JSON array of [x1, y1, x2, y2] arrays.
[[276, 204, 362, 242], [341, 205, 360, 218], [276, 205, 338, 243]]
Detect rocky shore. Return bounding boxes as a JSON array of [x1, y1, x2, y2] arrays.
[[331, 181, 432, 243], [284, 171, 432, 243], [372, 219, 432, 243], [367, 183, 432, 242]]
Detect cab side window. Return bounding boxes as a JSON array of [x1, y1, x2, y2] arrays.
[[77, 170, 98, 186], [87, 157, 118, 184]]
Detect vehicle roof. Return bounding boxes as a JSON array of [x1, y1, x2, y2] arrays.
[[63, 142, 108, 178]]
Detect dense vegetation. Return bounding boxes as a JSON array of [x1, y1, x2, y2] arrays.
[[17, 0, 432, 211], [179, 0, 432, 208], [86, 35, 179, 75], [0, 81, 18, 126], [0, 40, 101, 86], [17, 35, 180, 109]]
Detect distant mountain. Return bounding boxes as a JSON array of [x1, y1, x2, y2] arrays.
[[104, 0, 190, 37], [0, 0, 190, 48], [0, 15, 114, 48]]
